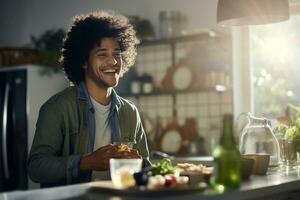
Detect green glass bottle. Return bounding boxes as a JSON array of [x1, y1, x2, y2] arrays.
[[211, 114, 241, 192]]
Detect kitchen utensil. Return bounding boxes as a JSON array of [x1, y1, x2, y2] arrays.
[[239, 113, 280, 167]]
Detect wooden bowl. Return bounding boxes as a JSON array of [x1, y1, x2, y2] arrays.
[[180, 167, 213, 185], [242, 154, 270, 175], [241, 157, 254, 179]]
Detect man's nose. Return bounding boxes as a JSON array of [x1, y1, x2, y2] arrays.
[[107, 55, 117, 65]]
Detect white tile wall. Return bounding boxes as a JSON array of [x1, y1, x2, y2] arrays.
[[198, 118, 209, 129], [131, 93, 232, 155], [177, 117, 186, 127], [176, 94, 186, 106], [187, 93, 198, 105], [209, 105, 221, 117], [198, 92, 208, 104], [222, 104, 233, 115], [177, 107, 186, 118], [187, 106, 198, 117], [206, 129, 221, 154], [222, 91, 232, 103], [209, 91, 221, 104], [198, 106, 209, 117], [130, 40, 232, 155]]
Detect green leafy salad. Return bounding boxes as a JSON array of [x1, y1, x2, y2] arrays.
[[151, 158, 182, 175]]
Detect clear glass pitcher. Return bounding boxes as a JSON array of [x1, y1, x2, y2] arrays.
[[239, 113, 280, 167]]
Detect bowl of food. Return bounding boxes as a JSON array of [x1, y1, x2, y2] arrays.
[[176, 163, 213, 185], [133, 159, 190, 189]]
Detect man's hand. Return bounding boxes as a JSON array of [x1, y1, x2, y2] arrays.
[[79, 144, 142, 171]]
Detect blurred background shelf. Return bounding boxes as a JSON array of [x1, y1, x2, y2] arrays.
[[116, 32, 233, 157]]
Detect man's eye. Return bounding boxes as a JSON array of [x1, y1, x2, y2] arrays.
[[96, 52, 122, 58], [113, 53, 122, 57]]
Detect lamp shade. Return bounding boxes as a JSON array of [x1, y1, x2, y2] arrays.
[[217, 0, 290, 26]]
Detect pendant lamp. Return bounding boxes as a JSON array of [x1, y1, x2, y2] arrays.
[[217, 0, 290, 26]]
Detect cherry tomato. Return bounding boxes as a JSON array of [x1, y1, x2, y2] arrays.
[[164, 175, 177, 187]]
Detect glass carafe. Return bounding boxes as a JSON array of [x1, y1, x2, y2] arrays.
[[239, 113, 280, 167]]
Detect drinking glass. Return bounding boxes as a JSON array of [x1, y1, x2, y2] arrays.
[[279, 139, 300, 168], [110, 158, 142, 188]]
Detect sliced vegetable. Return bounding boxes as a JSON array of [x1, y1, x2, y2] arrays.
[[151, 158, 182, 175]]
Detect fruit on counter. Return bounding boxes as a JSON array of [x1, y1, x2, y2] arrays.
[[146, 174, 189, 189], [164, 175, 177, 186], [147, 175, 166, 189], [132, 159, 194, 188], [133, 170, 150, 186], [164, 175, 189, 186], [133, 163, 189, 188], [175, 176, 189, 185]]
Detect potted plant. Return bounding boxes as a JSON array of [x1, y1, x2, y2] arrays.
[[276, 104, 300, 166], [30, 28, 66, 74]]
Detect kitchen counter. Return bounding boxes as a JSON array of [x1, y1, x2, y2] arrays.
[[152, 156, 214, 166], [2, 167, 300, 200]]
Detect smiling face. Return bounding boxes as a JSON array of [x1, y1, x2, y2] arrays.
[[83, 37, 123, 89]]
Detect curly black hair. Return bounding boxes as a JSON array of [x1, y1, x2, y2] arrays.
[[60, 11, 140, 85]]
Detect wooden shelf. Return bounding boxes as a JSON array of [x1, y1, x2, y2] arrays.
[[119, 87, 229, 98], [139, 32, 216, 46]]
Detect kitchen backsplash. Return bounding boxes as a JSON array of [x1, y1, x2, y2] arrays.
[[117, 32, 232, 156]]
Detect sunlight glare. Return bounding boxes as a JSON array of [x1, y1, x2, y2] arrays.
[[286, 90, 294, 97], [259, 35, 294, 64]]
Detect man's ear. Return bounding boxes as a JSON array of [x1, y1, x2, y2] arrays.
[[82, 63, 87, 69]]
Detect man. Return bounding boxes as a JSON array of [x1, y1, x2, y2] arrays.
[[28, 11, 151, 187]]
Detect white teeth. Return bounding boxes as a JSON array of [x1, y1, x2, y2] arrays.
[[103, 69, 116, 73]]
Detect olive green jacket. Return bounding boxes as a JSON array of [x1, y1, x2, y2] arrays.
[[28, 83, 151, 187]]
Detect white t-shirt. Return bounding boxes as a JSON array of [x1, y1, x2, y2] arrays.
[[90, 96, 112, 181]]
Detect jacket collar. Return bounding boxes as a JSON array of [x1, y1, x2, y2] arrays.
[[77, 81, 121, 113], [110, 89, 122, 111]]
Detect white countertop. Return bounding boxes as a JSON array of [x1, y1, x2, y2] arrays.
[[2, 167, 300, 200]]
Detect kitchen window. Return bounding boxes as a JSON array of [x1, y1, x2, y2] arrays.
[[250, 4, 300, 120]]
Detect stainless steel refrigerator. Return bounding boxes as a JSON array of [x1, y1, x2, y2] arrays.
[[0, 65, 68, 191]]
